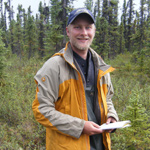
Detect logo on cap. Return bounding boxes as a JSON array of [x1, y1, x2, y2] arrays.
[[74, 8, 89, 15]]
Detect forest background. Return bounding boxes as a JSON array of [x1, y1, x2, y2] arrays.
[[0, 0, 150, 149]]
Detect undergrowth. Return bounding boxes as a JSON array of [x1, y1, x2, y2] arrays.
[[0, 52, 150, 149], [0, 54, 45, 149]]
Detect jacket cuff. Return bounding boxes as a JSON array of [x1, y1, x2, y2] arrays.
[[75, 119, 85, 139], [107, 114, 119, 122]]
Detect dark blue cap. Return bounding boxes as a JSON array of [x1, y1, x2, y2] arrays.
[[67, 8, 95, 26]]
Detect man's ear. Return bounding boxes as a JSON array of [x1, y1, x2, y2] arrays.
[[66, 27, 70, 37], [94, 26, 96, 36]]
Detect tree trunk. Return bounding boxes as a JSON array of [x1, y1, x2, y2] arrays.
[[61, 0, 68, 47]]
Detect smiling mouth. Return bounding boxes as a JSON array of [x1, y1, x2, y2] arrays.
[[78, 38, 89, 41]]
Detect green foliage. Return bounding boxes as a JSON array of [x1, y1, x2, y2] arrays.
[[44, 23, 64, 53], [0, 50, 150, 149], [0, 30, 6, 85], [108, 53, 150, 150], [0, 54, 45, 149], [111, 86, 150, 150], [92, 17, 110, 58], [2, 0, 150, 60], [0, 0, 150, 149], [25, 7, 38, 59], [84, 0, 93, 11]]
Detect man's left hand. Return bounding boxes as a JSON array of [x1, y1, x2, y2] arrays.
[[105, 117, 117, 133]]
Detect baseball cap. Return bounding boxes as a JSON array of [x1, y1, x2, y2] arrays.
[[67, 8, 95, 26]]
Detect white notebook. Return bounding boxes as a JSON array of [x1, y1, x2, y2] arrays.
[[100, 120, 131, 130]]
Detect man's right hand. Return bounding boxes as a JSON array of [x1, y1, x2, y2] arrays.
[[82, 121, 104, 136]]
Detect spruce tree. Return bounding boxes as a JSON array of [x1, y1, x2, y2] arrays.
[[107, 0, 119, 58], [26, 6, 37, 59], [102, 0, 109, 20], [119, 17, 125, 54], [14, 5, 24, 58], [8, 19, 15, 54], [0, 29, 5, 84], [44, 0, 72, 54], [122, 0, 128, 49], [22, 8, 27, 44], [127, 0, 134, 52], [91, 0, 110, 59], [92, 16, 109, 59], [38, 1, 46, 57], [14, 14, 23, 58], [122, 88, 150, 149], [48, 0, 64, 51], [84, 0, 93, 11]]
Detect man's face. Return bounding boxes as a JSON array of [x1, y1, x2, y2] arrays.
[[66, 14, 96, 52]]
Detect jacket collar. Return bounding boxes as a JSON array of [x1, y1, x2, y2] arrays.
[[63, 42, 74, 66], [61, 42, 114, 73]]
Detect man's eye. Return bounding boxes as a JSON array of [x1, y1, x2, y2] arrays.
[[75, 26, 80, 29], [86, 26, 91, 29]]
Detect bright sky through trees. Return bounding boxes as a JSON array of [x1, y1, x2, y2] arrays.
[[3, 0, 140, 19]]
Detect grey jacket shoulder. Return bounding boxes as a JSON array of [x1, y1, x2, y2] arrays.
[[36, 49, 66, 77]]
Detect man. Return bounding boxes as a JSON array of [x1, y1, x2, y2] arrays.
[[32, 8, 119, 150]]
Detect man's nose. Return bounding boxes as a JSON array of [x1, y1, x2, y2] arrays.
[[81, 27, 87, 35]]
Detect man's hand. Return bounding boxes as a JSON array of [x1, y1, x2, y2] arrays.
[[82, 121, 104, 136], [105, 117, 117, 133]]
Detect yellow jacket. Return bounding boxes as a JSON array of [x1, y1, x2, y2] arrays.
[[32, 42, 119, 150]]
